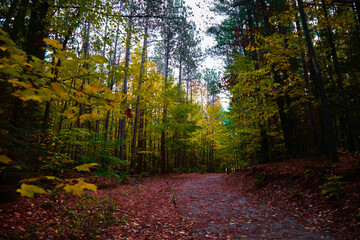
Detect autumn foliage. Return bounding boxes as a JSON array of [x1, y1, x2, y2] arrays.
[[0, 0, 359, 238]]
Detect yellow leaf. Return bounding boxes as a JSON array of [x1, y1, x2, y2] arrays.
[[91, 55, 108, 64], [79, 113, 91, 123], [16, 184, 46, 197], [74, 163, 99, 172], [51, 82, 63, 94], [83, 84, 100, 95], [8, 78, 32, 89], [12, 54, 27, 63], [43, 38, 63, 50], [0, 155, 12, 165], [79, 181, 97, 192], [91, 111, 103, 120], [91, 82, 101, 90], [44, 176, 58, 180], [51, 86, 69, 100], [62, 107, 78, 120], [55, 183, 65, 189], [63, 179, 97, 197], [26, 94, 43, 102], [20, 177, 40, 183]]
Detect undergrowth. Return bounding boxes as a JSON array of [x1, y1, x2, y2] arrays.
[[56, 194, 121, 239]]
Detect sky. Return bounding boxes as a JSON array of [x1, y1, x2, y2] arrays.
[[184, 0, 229, 109], [184, 0, 225, 71]]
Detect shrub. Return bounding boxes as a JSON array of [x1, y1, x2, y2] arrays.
[[56, 195, 120, 239], [321, 175, 345, 199]]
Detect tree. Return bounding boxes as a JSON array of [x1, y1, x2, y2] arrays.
[[297, 0, 338, 162]]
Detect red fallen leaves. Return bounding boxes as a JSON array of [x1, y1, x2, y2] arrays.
[[0, 174, 197, 239], [176, 174, 327, 239], [225, 155, 360, 240], [2, 162, 358, 240]]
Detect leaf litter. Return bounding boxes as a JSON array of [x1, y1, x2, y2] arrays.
[[1, 156, 359, 239]]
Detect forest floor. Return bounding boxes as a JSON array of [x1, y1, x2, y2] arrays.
[[175, 174, 329, 239], [0, 155, 359, 239], [225, 155, 360, 239]]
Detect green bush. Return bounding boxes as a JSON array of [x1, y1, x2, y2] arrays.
[[255, 174, 265, 184], [303, 169, 312, 179], [140, 172, 149, 178], [321, 175, 345, 199]]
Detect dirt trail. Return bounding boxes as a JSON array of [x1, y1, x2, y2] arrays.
[[175, 173, 332, 240]]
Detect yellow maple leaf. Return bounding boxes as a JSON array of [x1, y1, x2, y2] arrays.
[[0, 155, 12, 165], [83, 84, 93, 95], [74, 163, 99, 172], [51, 82, 63, 94], [16, 184, 46, 197], [20, 177, 40, 183], [91, 82, 101, 92], [63, 179, 97, 197], [43, 38, 63, 49], [12, 54, 27, 63]]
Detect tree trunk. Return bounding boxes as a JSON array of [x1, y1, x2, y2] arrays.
[[2, 0, 20, 33], [104, 29, 120, 142], [175, 42, 183, 169], [136, 110, 146, 173], [186, 61, 190, 101], [294, 12, 322, 155], [10, 0, 29, 46], [77, 21, 90, 129], [120, 13, 134, 165], [259, 123, 269, 163], [26, 0, 49, 59], [161, 30, 171, 174], [41, 10, 81, 144], [131, 6, 149, 171], [297, 0, 338, 162], [75, 21, 90, 162], [95, 22, 109, 134], [321, 0, 359, 151]]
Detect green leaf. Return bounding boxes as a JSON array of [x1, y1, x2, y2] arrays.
[[0, 155, 12, 165], [16, 184, 46, 197], [90, 55, 108, 64], [74, 163, 99, 172]]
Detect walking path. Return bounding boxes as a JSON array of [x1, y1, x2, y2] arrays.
[[175, 174, 332, 239]]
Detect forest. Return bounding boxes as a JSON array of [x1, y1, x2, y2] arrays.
[[0, 0, 360, 239]]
